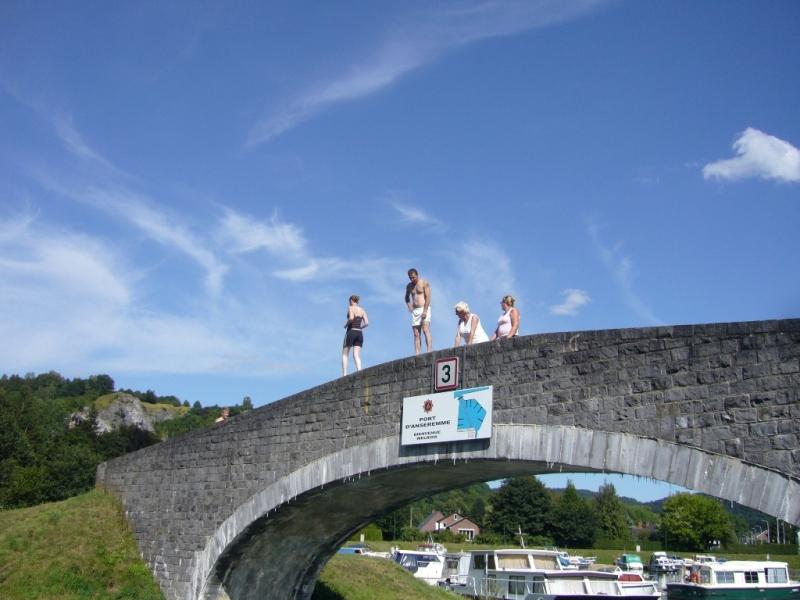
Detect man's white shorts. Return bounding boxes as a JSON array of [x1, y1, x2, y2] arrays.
[[411, 306, 431, 327]]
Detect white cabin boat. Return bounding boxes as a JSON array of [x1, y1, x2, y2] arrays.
[[666, 560, 800, 600], [391, 544, 447, 586], [615, 553, 645, 575], [444, 548, 660, 599]]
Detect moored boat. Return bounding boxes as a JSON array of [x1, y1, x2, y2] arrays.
[[444, 548, 660, 599], [666, 560, 800, 599], [615, 553, 645, 575], [391, 543, 447, 586]]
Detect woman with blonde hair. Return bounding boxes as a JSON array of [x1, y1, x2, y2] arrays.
[[491, 295, 520, 340], [342, 295, 368, 375], [453, 301, 489, 346]]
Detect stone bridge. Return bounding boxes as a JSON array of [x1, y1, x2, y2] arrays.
[[96, 319, 800, 600]]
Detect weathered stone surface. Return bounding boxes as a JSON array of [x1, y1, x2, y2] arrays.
[[73, 392, 178, 433], [96, 319, 800, 600]]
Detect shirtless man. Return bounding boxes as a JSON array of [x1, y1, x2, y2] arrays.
[[405, 268, 432, 354]]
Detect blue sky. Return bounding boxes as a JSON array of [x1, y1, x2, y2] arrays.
[[1, 2, 798, 500]]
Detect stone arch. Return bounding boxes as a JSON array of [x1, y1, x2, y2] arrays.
[[193, 424, 800, 600]]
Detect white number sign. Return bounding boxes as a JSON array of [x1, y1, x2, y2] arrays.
[[434, 356, 459, 392]]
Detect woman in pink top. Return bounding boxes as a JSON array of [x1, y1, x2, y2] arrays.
[[491, 295, 520, 340]]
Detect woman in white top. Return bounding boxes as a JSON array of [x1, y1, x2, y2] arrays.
[[453, 301, 489, 346], [491, 295, 520, 340]]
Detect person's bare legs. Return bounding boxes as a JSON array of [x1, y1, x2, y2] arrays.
[[412, 326, 422, 355], [341, 346, 349, 376], [353, 346, 362, 371], [422, 321, 432, 352]]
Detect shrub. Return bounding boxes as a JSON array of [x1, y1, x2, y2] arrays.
[[399, 526, 425, 541], [475, 532, 502, 545]]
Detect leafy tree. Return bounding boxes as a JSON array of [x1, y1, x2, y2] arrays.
[[471, 497, 486, 527], [485, 476, 552, 541], [87, 374, 115, 395], [475, 532, 502, 545], [593, 482, 630, 541], [242, 396, 253, 410], [434, 529, 466, 544], [0, 372, 164, 509], [399, 526, 425, 541], [625, 503, 660, 528], [660, 493, 736, 551], [549, 480, 596, 548], [373, 482, 492, 539]]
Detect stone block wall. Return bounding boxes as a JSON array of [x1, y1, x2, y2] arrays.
[[97, 319, 800, 599]]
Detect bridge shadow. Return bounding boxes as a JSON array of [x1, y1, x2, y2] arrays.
[[310, 582, 344, 600]]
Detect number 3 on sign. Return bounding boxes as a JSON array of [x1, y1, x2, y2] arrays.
[[434, 357, 459, 392]]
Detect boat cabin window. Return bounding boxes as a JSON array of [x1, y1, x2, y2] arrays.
[[532, 556, 558, 569], [485, 574, 502, 597], [766, 568, 788, 583], [551, 577, 586, 594], [715, 571, 734, 584], [532, 577, 546, 594], [473, 554, 486, 570], [508, 575, 526, 596], [700, 569, 712, 585], [744, 571, 759, 584], [498, 555, 530, 570], [487, 554, 496, 570]]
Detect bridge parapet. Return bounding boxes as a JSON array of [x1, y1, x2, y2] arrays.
[[97, 319, 800, 600]]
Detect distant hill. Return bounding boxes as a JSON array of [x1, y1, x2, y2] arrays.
[[556, 487, 790, 540]]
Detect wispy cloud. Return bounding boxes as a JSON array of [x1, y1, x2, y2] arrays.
[[0, 83, 128, 178], [588, 222, 661, 325], [0, 209, 303, 376], [550, 288, 590, 316], [440, 238, 516, 306], [0, 212, 131, 367], [246, 0, 606, 146], [389, 198, 444, 229], [219, 208, 308, 257], [12, 101, 230, 296], [81, 185, 228, 295], [217, 207, 406, 303], [703, 128, 800, 183], [51, 114, 123, 174]]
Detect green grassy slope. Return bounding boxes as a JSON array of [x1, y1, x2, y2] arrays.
[[313, 555, 457, 600], [0, 489, 163, 600], [0, 491, 457, 600]]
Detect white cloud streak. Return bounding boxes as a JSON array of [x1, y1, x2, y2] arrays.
[[217, 207, 406, 304], [51, 114, 122, 174], [703, 128, 800, 183], [588, 223, 661, 325], [389, 200, 444, 229], [246, 0, 606, 146], [83, 186, 229, 295], [550, 288, 590, 316], [0, 210, 299, 376], [219, 208, 308, 257]]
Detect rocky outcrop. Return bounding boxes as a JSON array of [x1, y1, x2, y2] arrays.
[[71, 393, 178, 434]]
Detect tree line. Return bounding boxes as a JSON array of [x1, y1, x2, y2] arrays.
[[0, 371, 249, 510], [376, 476, 752, 552]]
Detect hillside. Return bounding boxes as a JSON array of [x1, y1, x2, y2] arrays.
[[0, 489, 456, 600], [313, 555, 456, 600], [0, 489, 163, 599]]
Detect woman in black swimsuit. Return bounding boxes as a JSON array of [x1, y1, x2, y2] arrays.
[[342, 295, 369, 376]]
